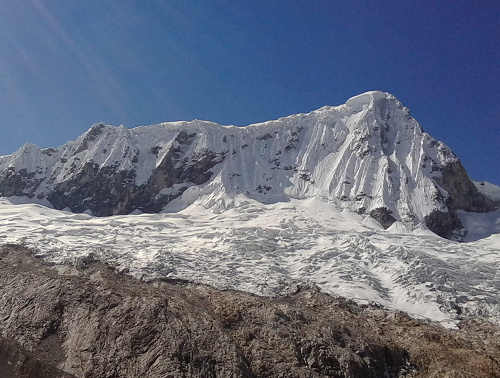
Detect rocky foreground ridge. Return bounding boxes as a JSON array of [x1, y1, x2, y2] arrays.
[[0, 91, 497, 240], [1, 244, 499, 378]]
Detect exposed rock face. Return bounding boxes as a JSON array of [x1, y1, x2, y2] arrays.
[[1, 244, 499, 378], [0, 168, 44, 198], [45, 130, 226, 216], [423, 160, 497, 239], [424, 209, 465, 240], [433, 160, 497, 213], [369, 207, 397, 229], [0, 91, 497, 239]]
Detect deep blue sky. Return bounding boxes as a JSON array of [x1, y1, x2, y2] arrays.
[[1, 0, 499, 185]]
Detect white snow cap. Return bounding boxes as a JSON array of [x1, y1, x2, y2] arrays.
[[345, 90, 388, 110]]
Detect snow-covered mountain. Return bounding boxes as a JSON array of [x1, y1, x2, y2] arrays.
[[0, 91, 496, 239], [1, 90, 499, 327]]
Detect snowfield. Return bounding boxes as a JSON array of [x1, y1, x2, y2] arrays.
[[1, 194, 499, 328]]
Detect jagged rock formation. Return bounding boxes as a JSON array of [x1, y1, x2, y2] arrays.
[[0, 91, 496, 239], [1, 244, 499, 378]]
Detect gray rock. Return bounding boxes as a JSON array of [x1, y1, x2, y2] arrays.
[[0, 244, 499, 378], [426, 160, 498, 239], [434, 160, 497, 213], [369, 207, 397, 229]]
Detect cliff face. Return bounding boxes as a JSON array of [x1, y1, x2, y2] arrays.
[[0, 91, 496, 239], [1, 244, 499, 378]]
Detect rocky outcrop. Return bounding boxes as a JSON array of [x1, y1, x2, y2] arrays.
[[0, 168, 44, 198], [433, 160, 497, 213], [423, 160, 497, 239], [424, 209, 465, 240], [1, 244, 499, 378], [44, 131, 226, 216], [369, 207, 397, 229]]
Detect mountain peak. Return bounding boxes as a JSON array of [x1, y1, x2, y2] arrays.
[[0, 92, 496, 239], [345, 90, 388, 108], [1, 92, 500, 329]]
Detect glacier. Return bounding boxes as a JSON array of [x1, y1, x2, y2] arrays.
[[0, 90, 499, 327]]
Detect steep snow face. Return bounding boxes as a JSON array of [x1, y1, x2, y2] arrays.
[[0, 91, 495, 238]]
